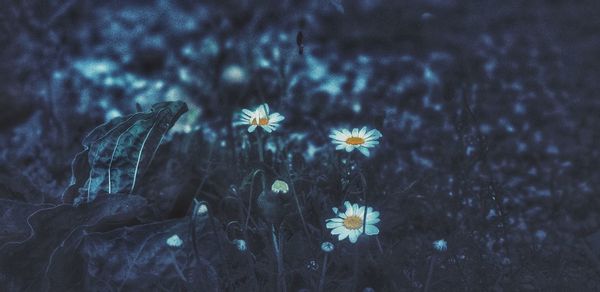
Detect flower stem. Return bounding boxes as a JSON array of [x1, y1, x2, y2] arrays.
[[244, 169, 262, 232], [256, 131, 266, 191], [351, 243, 360, 292], [272, 224, 286, 292], [360, 171, 368, 234], [317, 253, 329, 292], [286, 163, 311, 242], [424, 254, 437, 292]]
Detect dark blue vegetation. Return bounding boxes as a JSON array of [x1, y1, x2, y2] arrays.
[[0, 0, 599, 291]]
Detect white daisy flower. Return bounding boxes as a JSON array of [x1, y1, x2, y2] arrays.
[[329, 126, 382, 157], [325, 201, 380, 243], [236, 103, 285, 133]]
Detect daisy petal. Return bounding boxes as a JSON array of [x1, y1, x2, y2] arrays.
[[358, 147, 370, 157], [338, 230, 350, 241], [330, 129, 345, 139], [352, 128, 359, 137], [326, 221, 344, 229], [248, 125, 257, 132], [329, 133, 345, 141], [362, 141, 379, 148], [365, 224, 379, 235], [367, 211, 380, 220], [349, 230, 360, 243], [344, 201, 354, 216], [331, 226, 346, 235], [359, 126, 367, 137], [366, 217, 380, 224], [356, 206, 366, 218], [242, 109, 255, 117], [270, 113, 285, 123], [257, 104, 269, 116], [345, 145, 353, 152], [364, 129, 382, 139]]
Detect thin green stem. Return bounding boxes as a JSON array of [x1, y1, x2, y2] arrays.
[[286, 163, 311, 242], [424, 254, 436, 292], [375, 237, 384, 255], [256, 131, 266, 192], [351, 243, 360, 292], [244, 169, 263, 232], [317, 253, 329, 292], [272, 224, 286, 292]]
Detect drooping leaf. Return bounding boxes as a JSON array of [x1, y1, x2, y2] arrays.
[[63, 101, 188, 205], [0, 195, 148, 291], [0, 165, 44, 203], [0, 199, 52, 246], [76, 217, 219, 291]]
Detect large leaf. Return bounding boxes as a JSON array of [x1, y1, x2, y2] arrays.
[[0, 165, 44, 203], [75, 217, 219, 291], [0, 199, 52, 246], [0, 195, 148, 291], [63, 101, 188, 205]]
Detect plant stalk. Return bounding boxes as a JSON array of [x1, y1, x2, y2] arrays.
[[272, 224, 286, 292], [286, 163, 311, 242], [424, 254, 436, 292], [317, 253, 329, 292]]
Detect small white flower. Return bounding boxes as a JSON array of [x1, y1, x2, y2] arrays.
[[321, 241, 335, 252], [166, 234, 183, 247], [236, 103, 285, 133], [197, 203, 208, 215], [433, 239, 447, 251], [326, 201, 380, 243], [329, 127, 382, 157], [271, 179, 289, 194], [233, 239, 247, 251]]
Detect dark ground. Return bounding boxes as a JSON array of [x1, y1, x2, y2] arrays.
[[0, 0, 599, 291]]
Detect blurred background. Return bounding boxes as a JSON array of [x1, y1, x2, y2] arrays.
[[0, 0, 599, 290]]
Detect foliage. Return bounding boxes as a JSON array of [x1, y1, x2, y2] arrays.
[[0, 0, 599, 291]]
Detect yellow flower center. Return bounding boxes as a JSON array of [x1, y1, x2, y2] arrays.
[[345, 137, 365, 145], [343, 215, 363, 230], [251, 117, 269, 126]]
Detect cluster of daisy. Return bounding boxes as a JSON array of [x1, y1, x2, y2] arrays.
[[236, 103, 383, 244], [236, 103, 382, 157]]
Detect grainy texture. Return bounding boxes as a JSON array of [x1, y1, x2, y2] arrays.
[[0, 0, 599, 291]]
